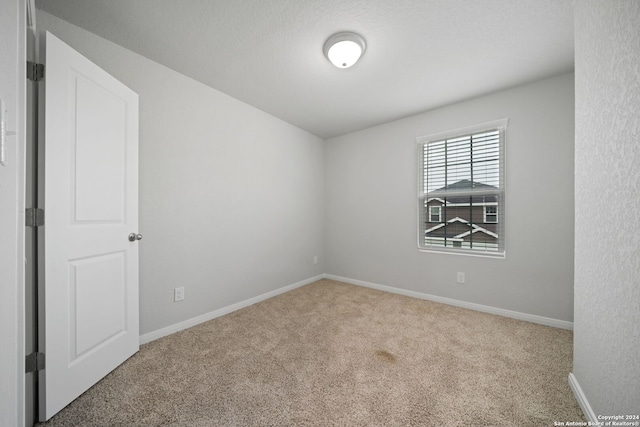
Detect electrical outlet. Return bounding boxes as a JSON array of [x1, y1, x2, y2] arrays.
[[313, 255, 318, 265], [456, 272, 466, 284], [174, 286, 185, 302]]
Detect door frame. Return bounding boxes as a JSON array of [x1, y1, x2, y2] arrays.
[[24, 17, 40, 425], [0, 0, 27, 426]]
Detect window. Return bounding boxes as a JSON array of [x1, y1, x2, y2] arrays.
[[429, 206, 441, 222], [484, 206, 498, 223], [417, 119, 507, 256]]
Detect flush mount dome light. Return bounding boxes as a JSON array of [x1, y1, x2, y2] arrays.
[[323, 32, 366, 68]]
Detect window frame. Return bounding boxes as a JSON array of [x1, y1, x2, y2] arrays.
[[416, 119, 507, 258]]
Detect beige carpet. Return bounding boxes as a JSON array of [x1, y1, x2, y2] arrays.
[[38, 279, 585, 426]]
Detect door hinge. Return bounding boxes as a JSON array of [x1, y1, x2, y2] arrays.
[[27, 61, 45, 82], [26, 208, 44, 227], [25, 352, 45, 373]]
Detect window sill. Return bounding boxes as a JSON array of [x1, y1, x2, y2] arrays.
[[418, 247, 506, 259]]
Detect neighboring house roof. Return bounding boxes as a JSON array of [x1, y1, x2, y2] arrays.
[[428, 197, 446, 204], [434, 179, 496, 191], [428, 179, 498, 204], [424, 217, 498, 240]]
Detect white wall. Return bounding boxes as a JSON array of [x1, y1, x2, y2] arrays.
[[0, 0, 25, 424], [36, 11, 325, 336], [325, 73, 575, 322], [573, 0, 640, 416]]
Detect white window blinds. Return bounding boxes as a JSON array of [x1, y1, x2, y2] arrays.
[[417, 119, 507, 256]]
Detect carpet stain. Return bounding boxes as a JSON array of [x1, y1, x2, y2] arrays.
[[375, 350, 397, 363]]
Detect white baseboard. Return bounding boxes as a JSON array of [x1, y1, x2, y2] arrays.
[[569, 373, 597, 422], [139, 275, 324, 345], [140, 273, 573, 345], [324, 274, 574, 330]]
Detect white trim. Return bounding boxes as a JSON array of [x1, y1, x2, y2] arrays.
[[139, 272, 572, 348], [424, 222, 445, 234], [324, 274, 573, 330], [139, 275, 324, 345], [454, 224, 499, 239], [424, 236, 464, 243], [426, 197, 445, 204], [448, 216, 468, 224], [425, 217, 483, 235], [568, 373, 597, 423], [419, 246, 505, 259], [446, 201, 498, 207]]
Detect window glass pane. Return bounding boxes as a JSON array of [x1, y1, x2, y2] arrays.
[[421, 196, 501, 252], [424, 130, 500, 192], [418, 121, 506, 256]]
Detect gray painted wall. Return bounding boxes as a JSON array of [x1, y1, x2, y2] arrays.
[[574, 0, 640, 415], [37, 11, 325, 336], [325, 73, 575, 322]]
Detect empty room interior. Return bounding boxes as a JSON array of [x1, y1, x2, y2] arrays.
[[1, 0, 638, 426]]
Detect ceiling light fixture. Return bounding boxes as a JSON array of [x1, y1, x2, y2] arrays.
[[323, 32, 366, 69]]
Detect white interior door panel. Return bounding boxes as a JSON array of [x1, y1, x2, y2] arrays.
[[39, 31, 139, 421]]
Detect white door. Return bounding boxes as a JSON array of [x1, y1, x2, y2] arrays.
[[39, 31, 140, 421]]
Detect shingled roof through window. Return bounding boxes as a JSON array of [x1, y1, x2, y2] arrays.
[[428, 180, 498, 204]]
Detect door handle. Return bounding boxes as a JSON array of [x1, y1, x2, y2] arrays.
[[128, 233, 143, 242]]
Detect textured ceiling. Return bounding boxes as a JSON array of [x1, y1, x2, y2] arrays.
[[35, 0, 574, 139]]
